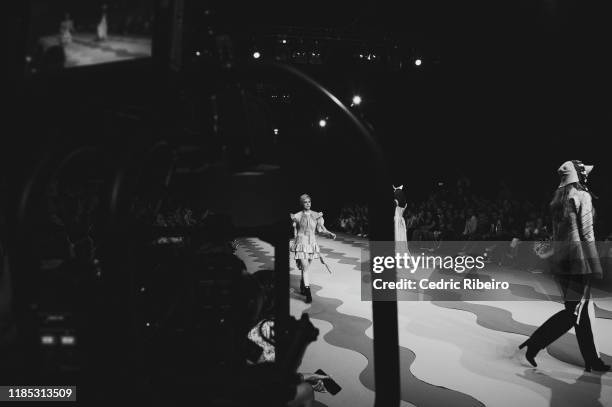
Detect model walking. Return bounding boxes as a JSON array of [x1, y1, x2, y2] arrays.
[[290, 194, 336, 303], [393, 185, 410, 256], [520, 160, 609, 372], [96, 4, 108, 41]]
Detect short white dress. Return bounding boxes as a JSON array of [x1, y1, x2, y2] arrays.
[[290, 211, 324, 260]]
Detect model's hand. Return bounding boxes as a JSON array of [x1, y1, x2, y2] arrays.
[[331, 232, 337, 240]]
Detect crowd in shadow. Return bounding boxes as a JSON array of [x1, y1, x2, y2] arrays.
[[335, 177, 612, 273]]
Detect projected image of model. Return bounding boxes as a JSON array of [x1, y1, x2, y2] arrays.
[[26, 1, 153, 73]]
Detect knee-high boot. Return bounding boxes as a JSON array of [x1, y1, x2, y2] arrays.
[[520, 308, 576, 367]]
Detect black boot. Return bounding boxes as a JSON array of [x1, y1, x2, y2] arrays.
[[519, 340, 539, 367], [304, 286, 312, 304], [300, 279, 306, 295], [585, 359, 611, 373], [520, 308, 576, 367]]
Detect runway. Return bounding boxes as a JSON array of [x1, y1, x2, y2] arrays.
[[235, 233, 612, 407], [39, 33, 151, 67]]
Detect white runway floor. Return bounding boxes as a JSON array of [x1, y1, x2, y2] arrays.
[[235, 234, 612, 407]]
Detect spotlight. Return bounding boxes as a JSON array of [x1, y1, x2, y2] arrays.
[[61, 336, 75, 346], [318, 119, 327, 128], [195, 51, 201, 56], [415, 59, 422, 66], [352, 95, 362, 106], [282, 39, 287, 44], [41, 335, 55, 345], [253, 51, 261, 59], [273, 128, 279, 135]]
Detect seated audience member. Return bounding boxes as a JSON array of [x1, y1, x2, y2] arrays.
[[452, 210, 464, 238], [532, 217, 549, 239], [523, 220, 536, 241], [405, 210, 417, 239], [462, 210, 478, 239], [476, 211, 490, 239]]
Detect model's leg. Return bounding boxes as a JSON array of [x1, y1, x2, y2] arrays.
[[520, 276, 577, 366], [302, 259, 311, 287], [574, 277, 609, 371], [575, 299, 599, 368], [297, 259, 306, 294], [302, 259, 313, 303]]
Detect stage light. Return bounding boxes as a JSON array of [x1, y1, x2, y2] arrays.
[[140, 287, 146, 292], [415, 59, 422, 66], [273, 128, 279, 135], [253, 51, 261, 59], [359, 54, 363, 58], [195, 51, 201, 56], [318, 119, 327, 128], [41, 335, 55, 345], [61, 336, 75, 345], [282, 39, 287, 44], [352, 95, 362, 106]]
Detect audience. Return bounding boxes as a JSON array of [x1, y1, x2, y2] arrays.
[[336, 203, 368, 237], [332, 177, 609, 271]]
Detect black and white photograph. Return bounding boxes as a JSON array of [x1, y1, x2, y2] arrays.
[[2, 1, 612, 406]]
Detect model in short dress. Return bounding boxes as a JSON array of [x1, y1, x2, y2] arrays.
[[290, 194, 335, 303]]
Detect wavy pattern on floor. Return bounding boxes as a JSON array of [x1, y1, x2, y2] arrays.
[[236, 237, 275, 270], [431, 301, 612, 368], [236, 237, 485, 407], [303, 280, 484, 407], [235, 234, 612, 406]]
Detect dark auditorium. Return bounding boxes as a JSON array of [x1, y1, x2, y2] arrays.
[[2, 1, 612, 406]]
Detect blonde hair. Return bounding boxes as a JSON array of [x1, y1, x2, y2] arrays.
[[299, 194, 311, 204]]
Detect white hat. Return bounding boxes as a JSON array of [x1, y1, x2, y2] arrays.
[[558, 160, 594, 188]]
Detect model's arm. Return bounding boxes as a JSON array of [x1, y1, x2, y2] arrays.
[[316, 213, 336, 239], [290, 213, 297, 238], [574, 192, 603, 278]]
